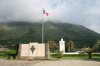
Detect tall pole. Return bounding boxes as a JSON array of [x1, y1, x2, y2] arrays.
[[42, 13, 44, 44], [42, 9, 50, 59]]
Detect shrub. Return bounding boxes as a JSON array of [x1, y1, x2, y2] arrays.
[[6, 50, 17, 59], [56, 51, 63, 58]]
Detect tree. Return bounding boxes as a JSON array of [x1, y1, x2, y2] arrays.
[[83, 47, 92, 59], [48, 41, 58, 53], [93, 40, 100, 52], [67, 40, 75, 52]]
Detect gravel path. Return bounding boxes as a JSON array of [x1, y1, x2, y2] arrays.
[[31, 60, 100, 66], [0, 59, 100, 66], [0, 59, 42, 66]]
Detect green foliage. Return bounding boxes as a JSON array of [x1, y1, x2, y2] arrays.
[[51, 53, 100, 61], [0, 51, 6, 57], [93, 40, 100, 52], [51, 53, 100, 57], [55, 51, 63, 58], [82, 47, 93, 59], [6, 50, 16, 54], [0, 50, 17, 59], [48, 41, 58, 53], [51, 54, 87, 58], [6, 50, 17, 59], [67, 40, 75, 52], [0, 22, 100, 48]]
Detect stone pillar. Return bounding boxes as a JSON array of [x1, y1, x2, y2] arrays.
[[45, 43, 50, 59], [59, 38, 65, 53], [18, 44, 22, 59]]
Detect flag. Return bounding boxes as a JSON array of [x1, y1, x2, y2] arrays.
[[43, 9, 49, 16], [45, 12, 49, 16], [43, 9, 45, 14]]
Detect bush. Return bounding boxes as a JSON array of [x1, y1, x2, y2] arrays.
[[0, 51, 6, 56], [6, 50, 17, 59], [56, 51, 63, 58]]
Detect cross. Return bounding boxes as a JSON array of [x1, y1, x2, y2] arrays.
[[30, 45, 35, 54]]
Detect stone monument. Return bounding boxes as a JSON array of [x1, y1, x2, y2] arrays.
[[59, 38, 65, 53], [18, 42, 46, 59]]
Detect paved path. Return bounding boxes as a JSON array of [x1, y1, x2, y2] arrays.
[[0, 59, 100, 66], [0, 59, 41, 66], [31, 60, 100, 66]]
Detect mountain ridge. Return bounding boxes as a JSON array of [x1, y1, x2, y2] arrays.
[[0, 21, 100, 48]]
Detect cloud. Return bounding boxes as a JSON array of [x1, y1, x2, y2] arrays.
[[83, 0, 100, 33], [0, 0, 100, 33]]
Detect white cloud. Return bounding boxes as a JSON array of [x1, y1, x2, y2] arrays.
[[0, 0, 100, 33], [83, 0, 100, 33]]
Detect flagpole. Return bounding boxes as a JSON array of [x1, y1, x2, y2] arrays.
[[42, 11, 44, 44], [42, 9, 48, 44]]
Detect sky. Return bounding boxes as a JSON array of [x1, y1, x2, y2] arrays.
[[0, 0, 100, 33]]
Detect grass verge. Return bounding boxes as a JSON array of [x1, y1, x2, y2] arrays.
[[50, 54, 100, 61]]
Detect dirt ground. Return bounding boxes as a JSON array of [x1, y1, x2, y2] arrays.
[[0, 59, 42, 66], [0, 59, 100, 66], [32, 60, 100, 66]]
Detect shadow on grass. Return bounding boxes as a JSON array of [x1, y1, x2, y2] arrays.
[[51, 56, 100, 62], [90, 58, 100, 62], [51, 54, 100, 61], [81, 57, 100, 62]]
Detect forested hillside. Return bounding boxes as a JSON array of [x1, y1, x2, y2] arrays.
[[0, 21, 100, 48]]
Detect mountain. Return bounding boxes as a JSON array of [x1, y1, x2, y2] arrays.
[[0, 21, 100, 48]]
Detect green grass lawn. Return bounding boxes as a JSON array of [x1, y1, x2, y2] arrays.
[[0, 56, 6, 59], [50, 54, 100, 61], [0, 53, 100, 61]]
